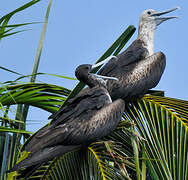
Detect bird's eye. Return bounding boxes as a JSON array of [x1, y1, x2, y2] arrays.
[[147, 11, 152, 15], [86, 66, 90, 70]]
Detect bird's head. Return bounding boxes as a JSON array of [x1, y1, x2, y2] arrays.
[[75, 57, 118, 87], [75, 64, 92, 82], [139, 7, 180, 30]]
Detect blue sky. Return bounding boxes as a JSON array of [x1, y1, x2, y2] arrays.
[[1, 0, 187, 132]]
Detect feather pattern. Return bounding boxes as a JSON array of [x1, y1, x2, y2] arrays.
[[10, 64, 125, 172]]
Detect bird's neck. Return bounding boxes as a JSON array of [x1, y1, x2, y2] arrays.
[[138, 24, 155, 56], [84, 74, 106, 89]]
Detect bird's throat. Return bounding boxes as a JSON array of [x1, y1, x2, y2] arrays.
[[138, 24, 155, 57]]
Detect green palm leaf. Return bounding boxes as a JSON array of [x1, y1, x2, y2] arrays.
[[0, 0, 41, 40], [0, 126, 32, 134], [124, 96, 188, 180], [0, 83, 71, 114], [143, 95, 188, 123]]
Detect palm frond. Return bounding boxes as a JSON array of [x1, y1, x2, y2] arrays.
[[0, 83, 71, 114], [0, 126, 32, 134], [0, 0, 41, 40], [143, 95, 188, 123], [124, 96, 188, 179]]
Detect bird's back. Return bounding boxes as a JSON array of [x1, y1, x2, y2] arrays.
[[9, 83, 124, 173], [25, 86, 113, 152], [98, 39, 166, 100]]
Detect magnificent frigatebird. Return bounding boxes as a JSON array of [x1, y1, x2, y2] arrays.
[[98, 7, 179, 100], [9, 61, 125, 172]]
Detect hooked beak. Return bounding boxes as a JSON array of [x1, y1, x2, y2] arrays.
[[151, 7, 180, 26], [91, 55, 117, 69], [90, 55, 119, 81], [92, 74, 119, 81]]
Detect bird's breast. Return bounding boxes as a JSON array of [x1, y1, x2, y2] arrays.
[[106, 52, 166, 100]]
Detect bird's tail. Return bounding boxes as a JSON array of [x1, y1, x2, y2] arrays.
[[7, 144, 81, 173]]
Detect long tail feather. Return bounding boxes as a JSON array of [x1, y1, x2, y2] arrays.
[[8, 145, 81, 172]]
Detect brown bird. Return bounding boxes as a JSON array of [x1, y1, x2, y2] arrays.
[[9, 60, 125, 173], [98, 7, 179, 100]]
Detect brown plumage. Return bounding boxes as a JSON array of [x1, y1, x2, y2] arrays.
[[98, 7, 179, 100], [9, 63, 125, 172]]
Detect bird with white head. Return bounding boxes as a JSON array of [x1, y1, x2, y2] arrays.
[[98, 7, 180, 101]]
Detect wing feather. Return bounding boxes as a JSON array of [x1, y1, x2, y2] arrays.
[[49, 86, 110, 127], [105, 51, 166, 100], [25, 87, 112, 152], [26, 99, 124, 153], [98, 39, 148, 76]]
